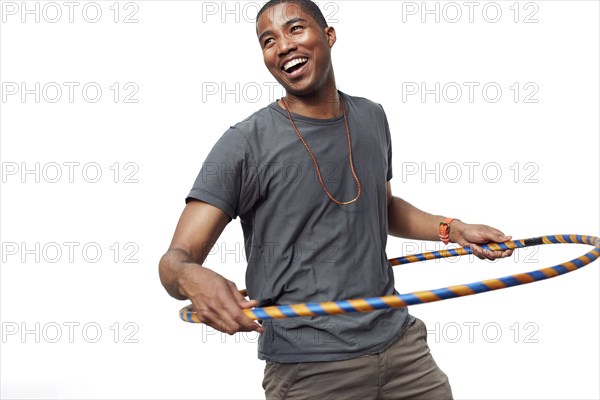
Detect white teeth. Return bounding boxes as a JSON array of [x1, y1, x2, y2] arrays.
[[283, 57, 308, 72]]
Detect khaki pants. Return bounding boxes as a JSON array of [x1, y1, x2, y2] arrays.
[[263, 318, 452, 400]]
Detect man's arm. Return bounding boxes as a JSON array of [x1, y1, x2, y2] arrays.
[[159, 200, 263, 334], [386, 182, 513, 259]]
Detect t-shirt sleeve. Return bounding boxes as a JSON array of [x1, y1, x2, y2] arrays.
[[379, 104, 393, 182], [186, 127, 259, 219]]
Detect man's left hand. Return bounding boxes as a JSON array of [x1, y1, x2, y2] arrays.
[[449, 221, 514, 260]]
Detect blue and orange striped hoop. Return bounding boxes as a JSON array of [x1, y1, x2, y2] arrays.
[[180, 234, 600, 323]]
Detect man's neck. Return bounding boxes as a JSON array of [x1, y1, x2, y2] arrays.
[[279, 87, 342, 119]]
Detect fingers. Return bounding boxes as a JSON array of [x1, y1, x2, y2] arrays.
[[194, 299, 262, 335], [229, 286, 264, 334], [190, 278, 263, 335], [482, 227, 511, 244], [470, 244, 514, 260], [460, 224, 514, 260], [502, 249, 514, 257], [470, 243, 489, 260]]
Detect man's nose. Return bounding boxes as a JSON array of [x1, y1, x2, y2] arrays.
[[278, 35, 297, 56]]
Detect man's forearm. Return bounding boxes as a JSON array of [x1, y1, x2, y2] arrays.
[[387, 196, 463, 241], [159, 248, 201, 301]]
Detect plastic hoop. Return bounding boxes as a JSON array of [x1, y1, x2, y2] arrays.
[[180, 234, 599, 323]]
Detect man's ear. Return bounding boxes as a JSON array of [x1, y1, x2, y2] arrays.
[[324, 26, 336, 48]]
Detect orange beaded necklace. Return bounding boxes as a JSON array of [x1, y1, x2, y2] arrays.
[[281, 93, 361, 205]]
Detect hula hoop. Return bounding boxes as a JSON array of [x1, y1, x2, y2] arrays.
[[180, 234, 600, 323]]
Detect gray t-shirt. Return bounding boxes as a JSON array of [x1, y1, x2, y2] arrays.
[[187, 92, 413, 363]]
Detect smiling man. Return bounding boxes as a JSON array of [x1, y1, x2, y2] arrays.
[[159, 0, 513, 399]]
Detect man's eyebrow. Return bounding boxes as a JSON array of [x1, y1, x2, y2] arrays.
[[284, 17, 308, 27], [257, 17, 309, 44]]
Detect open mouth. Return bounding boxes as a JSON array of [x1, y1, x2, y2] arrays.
[[282, 57, 308, 75]]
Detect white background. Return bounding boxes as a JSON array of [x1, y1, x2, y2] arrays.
[[1, 1, 599, 399]]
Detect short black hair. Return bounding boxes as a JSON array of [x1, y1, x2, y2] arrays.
[[256, 0, 328, 29]]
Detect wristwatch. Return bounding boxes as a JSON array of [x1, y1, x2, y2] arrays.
[[439, 217, 457, 245]]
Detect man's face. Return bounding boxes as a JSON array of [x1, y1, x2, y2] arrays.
[[257, 3, 335, 97]]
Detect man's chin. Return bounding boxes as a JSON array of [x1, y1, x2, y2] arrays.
[[270, 74, 312, 97], [284, 87, 312, 97], [279, 82, 320, 99]]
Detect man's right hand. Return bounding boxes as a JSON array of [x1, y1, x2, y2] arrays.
[[179, 264, 264, 335]]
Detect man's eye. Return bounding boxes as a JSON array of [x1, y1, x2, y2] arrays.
[[291, 25, 303, 32], [264, 38, 274, 46]]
